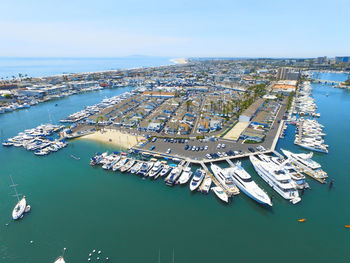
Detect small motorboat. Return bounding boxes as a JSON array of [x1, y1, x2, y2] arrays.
[[201, 177, 212, 194], [211, 186, 228, 203]]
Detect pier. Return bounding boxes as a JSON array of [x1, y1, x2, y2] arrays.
[[199, 161, 239, 197]]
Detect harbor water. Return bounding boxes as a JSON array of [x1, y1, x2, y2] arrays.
[[0, 71, 350, 263]]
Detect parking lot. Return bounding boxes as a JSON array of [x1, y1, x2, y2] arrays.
[[133, 100, 287, 162]]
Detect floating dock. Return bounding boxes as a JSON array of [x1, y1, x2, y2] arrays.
[[199, 161, 239, 197]]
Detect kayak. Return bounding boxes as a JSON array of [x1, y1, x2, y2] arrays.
[[298, 218, 306, 222]]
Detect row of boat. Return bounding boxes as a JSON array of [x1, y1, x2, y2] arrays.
[[90, 145, 328, 206], [60, 92, 132, 123], [294, 82, 320, 117], [294, 118, 328, 153], [2, 123, 67, 155]]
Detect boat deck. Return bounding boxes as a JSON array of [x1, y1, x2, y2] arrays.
[[199, 161, 239, 197]]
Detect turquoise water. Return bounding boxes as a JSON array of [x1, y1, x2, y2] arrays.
[[1, 72, 350, 263], [0, 57, 173, 78]]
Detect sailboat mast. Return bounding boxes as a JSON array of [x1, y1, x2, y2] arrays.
[[9, 175, 20, 202]]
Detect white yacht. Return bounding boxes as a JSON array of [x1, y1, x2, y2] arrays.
[[102, 155, 120, 170], [165, 166, 183, 186], [121, 159, 136, 172], [249, 155, 301, 204], [159, 165, 171, 177], [201, 176, 212, 194], [112, 158, 128, 172], [148, 161, 163, 178], [189, 169, 205, 191], [177, 167, 193, 184], [90, 152, 108, 166], [227, 162, 272, 206], [130, 161, 143, 174], [281, 149, 328, 181], [269, 155, 309, 189], [210, 164, 237, 193], [138, 162, 154, 176], [211, 186, 228, 203]]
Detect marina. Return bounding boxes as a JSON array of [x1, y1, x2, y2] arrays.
[[0, 66, 349, 262]]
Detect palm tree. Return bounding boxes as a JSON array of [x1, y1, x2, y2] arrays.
[[186, 100, 192, 112]]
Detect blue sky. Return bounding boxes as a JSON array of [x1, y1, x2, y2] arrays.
[[0, 0, 349, 58]]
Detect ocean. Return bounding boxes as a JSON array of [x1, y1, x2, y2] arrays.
[[0, 57, 174, 79], [0, 63, 349, 263]]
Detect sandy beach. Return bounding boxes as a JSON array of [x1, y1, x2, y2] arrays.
[[79, 129, 145, 149], [170, 58, 188, 64]]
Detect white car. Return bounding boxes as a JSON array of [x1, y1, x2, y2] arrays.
[[221, 144, 226, 148], [166, 148, 171, 154], [217, 152, 223, 157], [206, 154, 212, 159], [204, 145, 208, 150], [217, 144, 221, 149]]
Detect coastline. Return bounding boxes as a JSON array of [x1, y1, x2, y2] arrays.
[[170, 58, 188, 64], [78, 129, 145, 149]]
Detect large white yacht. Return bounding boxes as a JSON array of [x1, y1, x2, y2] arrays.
[[281, 149, 328, 181], [165, 166, 183, 186], [210, 164, 237, 194], [227, 162, 272, 206], [269, 155, 309, 189], [249, 155, 301, 204], [178, 167, 193, 185], [189, 169, 205, 191]]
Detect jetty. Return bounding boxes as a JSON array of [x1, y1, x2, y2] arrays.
[[199, 161, 239, 197]]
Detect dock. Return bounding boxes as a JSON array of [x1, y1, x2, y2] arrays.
[[275, 150, 327, 184], [199, 161, 239, 197]]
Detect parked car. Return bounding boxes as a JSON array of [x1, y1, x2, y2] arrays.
[[150, 146, 155, 150], [184, 144, 189, 150], [206, 154, 212, 159], [248, 147, 255, 153], [221, 144, 226, 148], [166, 148, 171, 154], [151, 137, 157, 142], [217, 144, 221, 149]]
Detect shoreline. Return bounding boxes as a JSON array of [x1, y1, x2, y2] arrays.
[[170, 58, 188, 64], [78, 129, 145, 149], [0, 57, 177, 80]]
